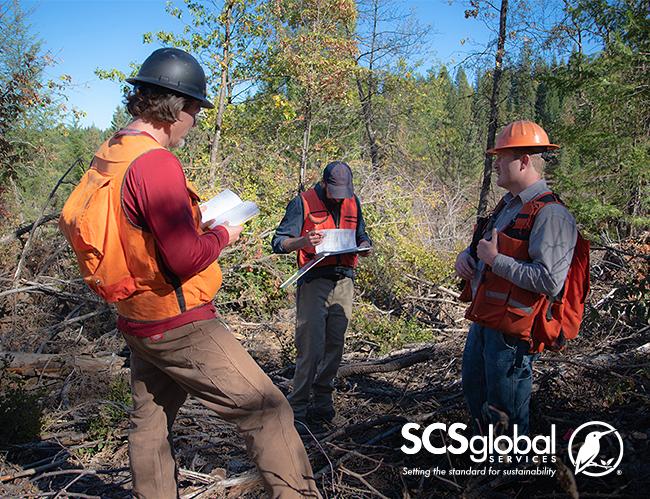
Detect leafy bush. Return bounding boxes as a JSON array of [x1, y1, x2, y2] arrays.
[[85, 375, 131, 453], [0, 366, 43, 444], [351, 304, 433, 353]]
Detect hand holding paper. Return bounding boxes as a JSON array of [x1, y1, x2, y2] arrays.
[[358, 239, 373, 257], [304, 230, 325, 248], [222, 223, 244, 245], [280, 229, 371, 289], [200, 189, 260, 230]]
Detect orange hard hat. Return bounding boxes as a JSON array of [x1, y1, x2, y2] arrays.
[[487, 120, 559, 154]]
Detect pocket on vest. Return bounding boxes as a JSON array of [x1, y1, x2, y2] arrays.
[[470, 271, 542, 336], [502, 287, 544, 334]]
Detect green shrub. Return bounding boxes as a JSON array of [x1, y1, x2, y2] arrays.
[[0, 373, 43, 445], [351, 303, 433, 353], [85, 375, 131, 453]]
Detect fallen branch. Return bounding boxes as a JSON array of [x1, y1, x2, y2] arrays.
[[404, 274, 462, 299], [540, 342, 650, 371], [1, 351, 125, 376], [0, 213, 60, 245], [337, 345, 435, 377], [0, 279, 102, 304], [30, 466, 129, 481], [339, 465, 390, 499], [178, 468, 263, 499], [0, 458, 68, 482], [13, 158, 83, 284], [35, 308, 112, 353], [591, 243, 650, 261], [315, 421, 404, 479]]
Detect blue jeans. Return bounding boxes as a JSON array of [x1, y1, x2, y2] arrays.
[[461, 323, 538, 436]]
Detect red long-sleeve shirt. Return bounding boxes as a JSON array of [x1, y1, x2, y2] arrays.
[[116, 132, 228, 337]]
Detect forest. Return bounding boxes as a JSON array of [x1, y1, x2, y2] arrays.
[[0, 0, 648, 497]]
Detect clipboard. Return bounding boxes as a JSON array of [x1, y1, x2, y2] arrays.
[[279, 247, 371, 289]]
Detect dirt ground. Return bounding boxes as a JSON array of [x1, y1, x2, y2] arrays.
[[1, 240, 648, 498]]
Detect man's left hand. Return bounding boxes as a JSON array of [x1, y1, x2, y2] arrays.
[[477, 228, 499, 266], [358, 240, 373, 257]]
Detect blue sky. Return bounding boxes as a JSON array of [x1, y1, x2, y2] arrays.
[[21, 0, 496, 129]]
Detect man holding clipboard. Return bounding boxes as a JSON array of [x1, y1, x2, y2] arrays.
[[272, 161, 372, 434]]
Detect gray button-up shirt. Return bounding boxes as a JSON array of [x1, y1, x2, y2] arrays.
[[470, 179, 577, 298]]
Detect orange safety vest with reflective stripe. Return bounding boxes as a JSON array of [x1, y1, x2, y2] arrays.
[[462, 192, 589, 352], [297, 187, 359, 269], [59, 131, 222, 321]]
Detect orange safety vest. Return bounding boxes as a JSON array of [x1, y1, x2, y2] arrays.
[[59, 131, 222, 322], [462, 192, 590, 353], [297, 187, 359, 269]]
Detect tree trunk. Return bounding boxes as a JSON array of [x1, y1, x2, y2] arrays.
[[299, 100, 312, 193], [356, 75, 380, 170], [209, 1, 233, 187], [356, 0, 381, 170], [477, 0, 508, 218]]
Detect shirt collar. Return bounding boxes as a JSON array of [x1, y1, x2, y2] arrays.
[[315, 182, 325, 200], [518, 179, 549, 204], [501, 179, 548, 206], [503, 179, 548, 206]]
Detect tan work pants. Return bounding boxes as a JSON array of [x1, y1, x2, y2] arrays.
[[289, 277, 354, 418], [122, 319, 320, 499]]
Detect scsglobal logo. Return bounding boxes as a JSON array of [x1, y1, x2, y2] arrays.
[[568, 421, 624, 477], [400, 422, 557, 463]]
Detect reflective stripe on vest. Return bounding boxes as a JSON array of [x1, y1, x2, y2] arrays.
[[297, 187, 359, 270]]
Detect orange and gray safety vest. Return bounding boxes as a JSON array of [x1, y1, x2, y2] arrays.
[[461, 192, 590, 352]]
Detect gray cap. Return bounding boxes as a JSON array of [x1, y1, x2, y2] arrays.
[[323, 161, 354, 199]]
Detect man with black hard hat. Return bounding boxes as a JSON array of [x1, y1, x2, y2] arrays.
[[272, 162, 372, 435], [126, 47, 215, 108], [60, 48, 320, 499]]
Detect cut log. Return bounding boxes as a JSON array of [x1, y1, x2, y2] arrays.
[[540, 342, 650, 371], [0, 351, 125, 376], [336, 345, 435, 377]]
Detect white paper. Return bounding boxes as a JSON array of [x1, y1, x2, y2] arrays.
[[280, 229, 371, 289], [315, 229, 357, 254], [200, 189, 260, 229]]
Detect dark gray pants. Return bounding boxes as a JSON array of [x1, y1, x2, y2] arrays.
[[288, 277, 354, 418]]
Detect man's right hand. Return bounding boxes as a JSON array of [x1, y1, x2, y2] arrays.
[[455, 249, 476, 281], [220, 223, 244, 246], [279, 230, 325, 253], [303, 230, 324, 248]]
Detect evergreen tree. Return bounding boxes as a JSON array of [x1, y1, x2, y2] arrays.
[[550, 0, 649, 235], [108, 105, 131, 134], [508, 42, 536, 120], [534, 59, 561, 130]]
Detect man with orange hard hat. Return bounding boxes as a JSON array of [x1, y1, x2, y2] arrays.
[[455, 120, 578, 436]]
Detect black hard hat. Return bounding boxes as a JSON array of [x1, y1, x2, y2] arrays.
[[126, 48, 214, 108]]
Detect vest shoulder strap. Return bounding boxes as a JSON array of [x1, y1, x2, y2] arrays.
[[505, 191, 563, 240], [301, 187, 332, 227], [301, 188, 325, 216]]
